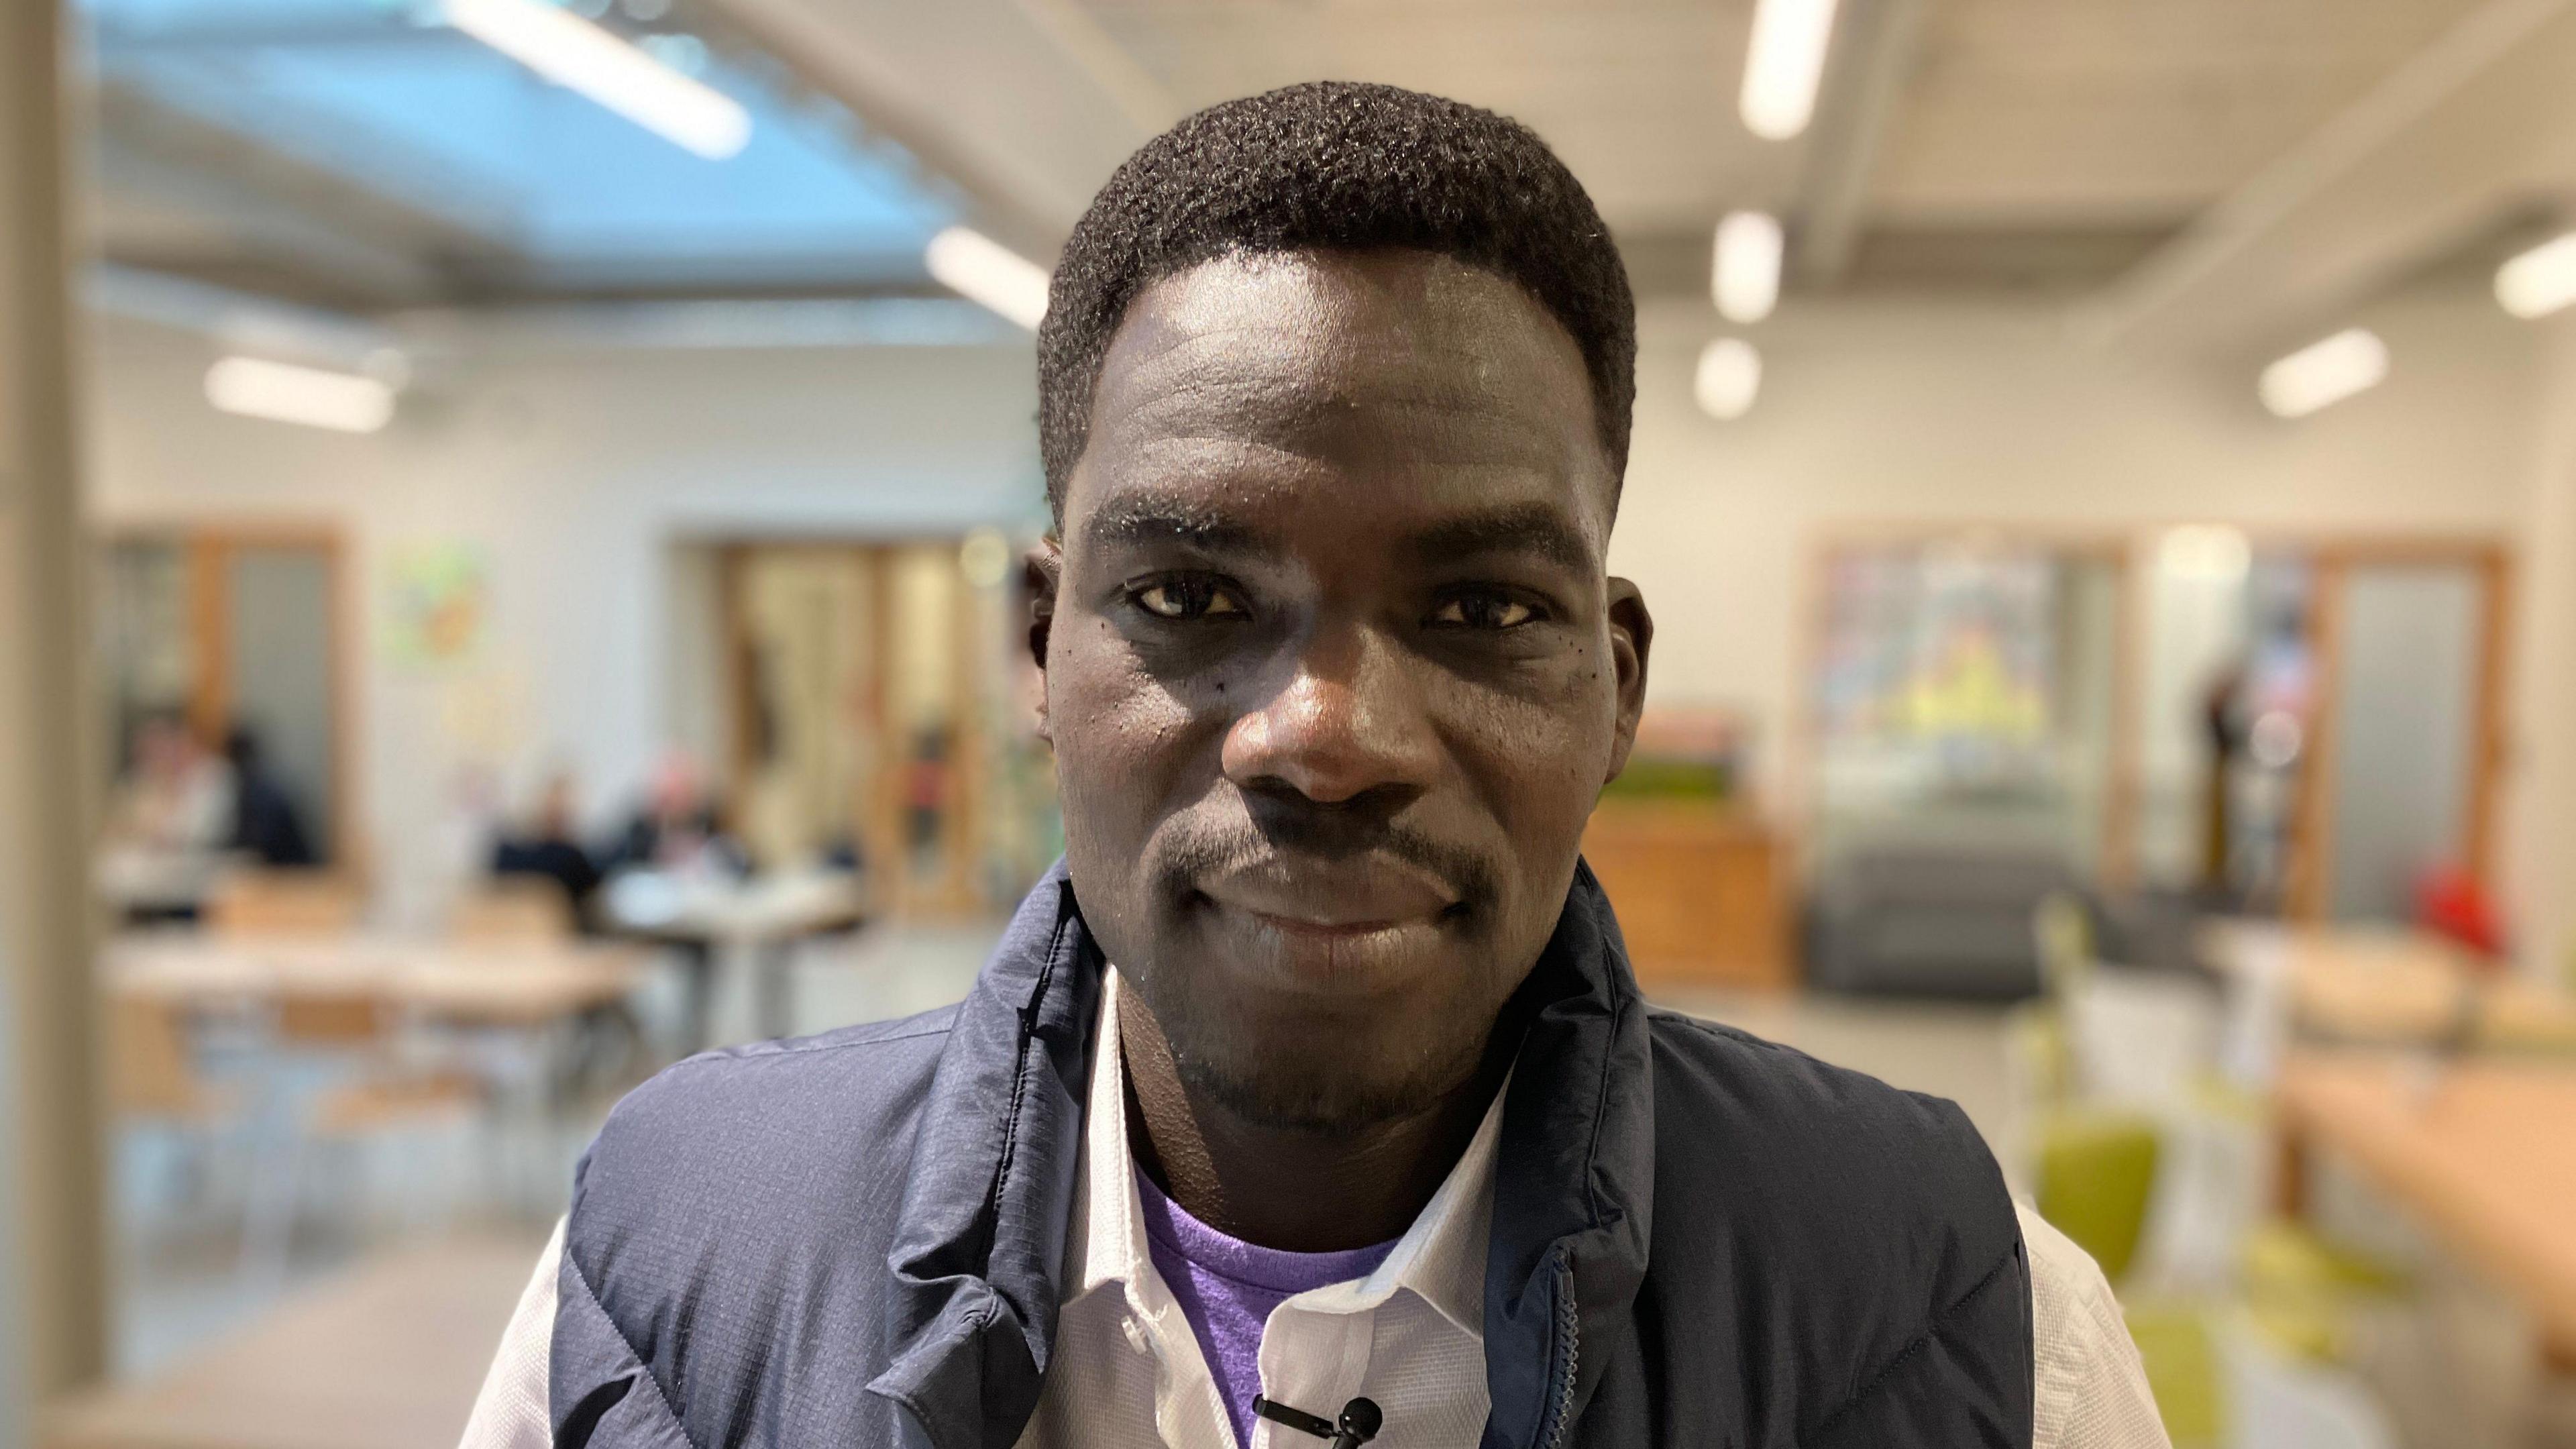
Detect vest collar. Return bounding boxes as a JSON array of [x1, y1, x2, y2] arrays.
[[865, 860, 1656, 1449], [868, 863, 1102, 1449], [1479, 861, 1656, 1449]]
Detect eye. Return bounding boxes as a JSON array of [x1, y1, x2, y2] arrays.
[[1429, 590, 1540, 631], [1132, 576, 1249, 621]]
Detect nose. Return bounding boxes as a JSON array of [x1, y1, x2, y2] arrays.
[[1222, 619, 1439, 808]]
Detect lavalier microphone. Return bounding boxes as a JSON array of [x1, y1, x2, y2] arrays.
[[1252, 1393, 1382, 1447]]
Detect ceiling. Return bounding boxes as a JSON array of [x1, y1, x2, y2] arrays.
[[1067, 0, 2493, 231], [76, 0, 2576, 354], [716, 0, 2576, 347], [1872, 0, 2490, 226]]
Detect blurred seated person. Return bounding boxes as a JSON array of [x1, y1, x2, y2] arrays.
[[224, 724, 317, 868], [603, 749, 747, 879], [492, 771, 605, 929], [598, 751, 747, 1055], [97, 712, 235, 922]]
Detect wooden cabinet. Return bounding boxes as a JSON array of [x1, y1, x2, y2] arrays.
[[1580, 801, 1791, 992]]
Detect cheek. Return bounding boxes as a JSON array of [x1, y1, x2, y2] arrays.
[[1442, 651, 1617, 842], [1049, 614, 1220, 835]]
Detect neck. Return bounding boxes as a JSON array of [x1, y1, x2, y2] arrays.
[[1116, 977, 1507, 1253]]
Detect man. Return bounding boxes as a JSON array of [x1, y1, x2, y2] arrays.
[[464, 82, 2164, 1448], [223, 724, 317, 867]]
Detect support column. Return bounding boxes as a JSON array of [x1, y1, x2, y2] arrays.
[[2508, 313, 2576, 984], [0, 0, 108, 1436]]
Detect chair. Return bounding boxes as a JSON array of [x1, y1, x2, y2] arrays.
[[449, 876, 646, 1102], [2032, 1107, 2402, 1449], [205, 870, 365, 935], [109, 996, 244, 1248], [239, 987, 482, 1281], [111, 995, 229, 1122], [2036, 1109, 2161, 1282], [449, 877, 576, 941], [2035, 890, 2221, 1106]]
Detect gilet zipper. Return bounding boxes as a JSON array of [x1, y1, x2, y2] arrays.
[[1536, 1245, 1582, 1449]]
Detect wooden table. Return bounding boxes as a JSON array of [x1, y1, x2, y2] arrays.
[[109, 932, 647, 1028], [2204, 920, 2576, 1053], [2275, 1051, 2576, 1360], [45, 1234, 543, 1449]]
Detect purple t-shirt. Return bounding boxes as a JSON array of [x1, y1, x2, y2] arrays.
[[1134, 1167, 1399, 1449]]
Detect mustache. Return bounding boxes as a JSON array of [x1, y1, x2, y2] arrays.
[[1151, 805, 1499, 912]]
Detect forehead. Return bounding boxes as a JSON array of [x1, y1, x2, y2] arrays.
[[1068, 249, 1615, 551]]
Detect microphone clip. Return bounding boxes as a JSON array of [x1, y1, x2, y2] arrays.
[[1252, 1393, 1383, 1448]]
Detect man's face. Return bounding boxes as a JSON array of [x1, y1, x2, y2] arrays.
[[1037, 249, 1651, 1134]]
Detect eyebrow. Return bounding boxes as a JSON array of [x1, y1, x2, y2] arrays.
[[1405, 503, 1595, 574], [1079, 495, 1595, 574], [1080, 496, 1283, 561]]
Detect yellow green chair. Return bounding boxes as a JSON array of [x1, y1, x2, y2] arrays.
[[2035, 1109, 2223, 1444], [2033, 1106, 2408, 1446], [2035, 1108, 2160, 1281], [2032, 891, 2097, 1005], [2238, 1220, 2408, 1362], [2123, 1302, 2224, 1449]]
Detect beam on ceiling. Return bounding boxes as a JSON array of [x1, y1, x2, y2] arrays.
[[2075, 0, 2576, 356], [392, 295, 1018, 353], [1793, 0, 1927, 286], [93, 77, 523, 308], [89, 19, 460, 50], [702, 0, 1151, 256], [1010, 0, 1180, 138], [86, 264, 403, 369]]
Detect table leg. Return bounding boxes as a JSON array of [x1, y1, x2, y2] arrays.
[[2273, 1116, 2310, 1220], [757, 938, 796, 1040], [675, 940, 715, 1053]]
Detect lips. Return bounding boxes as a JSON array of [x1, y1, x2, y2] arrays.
[[1195, 851, 1461, 932]]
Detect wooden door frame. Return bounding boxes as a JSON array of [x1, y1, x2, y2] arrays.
[[2282, 537, 2512, 922], [708, 533, 1004, 912], [1794, 524, 2514, 920], [95, 517, 360, 875]]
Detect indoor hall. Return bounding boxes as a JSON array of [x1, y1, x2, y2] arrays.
[[6, 1, 2576, 1448]]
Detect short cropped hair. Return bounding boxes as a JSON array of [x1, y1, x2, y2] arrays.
[[1035, 80, 1635, 521]]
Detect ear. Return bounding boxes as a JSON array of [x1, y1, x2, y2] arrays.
[[1603, 578, 1654, 784], [1025, 539, 1063, 744]]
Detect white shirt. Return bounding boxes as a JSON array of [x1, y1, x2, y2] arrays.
[[462, 986, 2168, 1448]]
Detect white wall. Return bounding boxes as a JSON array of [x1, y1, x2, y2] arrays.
[[1613, 287, 2543, 837], [86, 316, 1044, 920]]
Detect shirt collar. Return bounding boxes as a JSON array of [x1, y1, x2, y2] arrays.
[[1067, 969, 1498, 1340]]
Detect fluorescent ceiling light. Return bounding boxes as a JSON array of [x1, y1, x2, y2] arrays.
[[1740, 0, 1840, 140], [205, 357, 395, 433], [924, 227, 1050, 331], [2496, 231, 2576, 320], [2258, 329, 2387, 419], [1695, 338, 1763, 421], [1713, 211, 1783, 323], [2158, 525, 2251, 583], [446, 0, 750, 159]]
